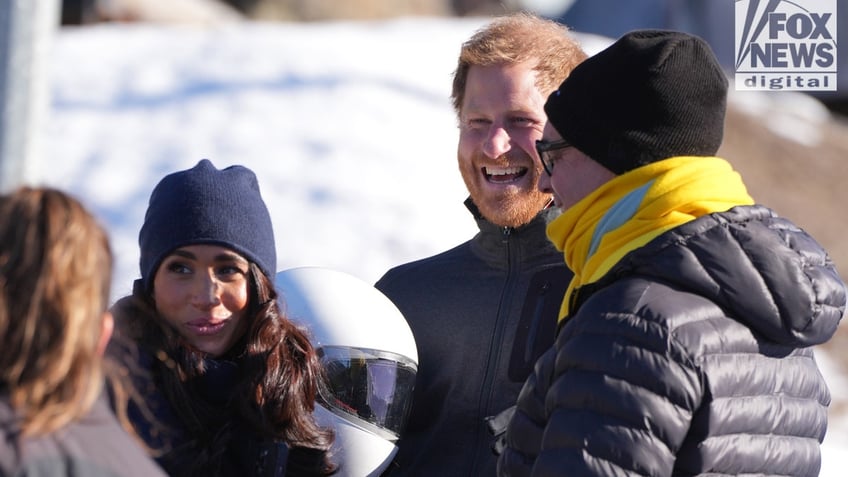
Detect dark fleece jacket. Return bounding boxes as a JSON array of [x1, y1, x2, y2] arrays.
[[376, 199, 573, 476]]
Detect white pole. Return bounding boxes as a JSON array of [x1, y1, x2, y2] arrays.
[[0, 0, 60, 192]]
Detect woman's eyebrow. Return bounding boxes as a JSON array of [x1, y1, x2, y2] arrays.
[[168, 249, 246, 265], [169, 249, 196, 260], [213, 252, 248, 265]]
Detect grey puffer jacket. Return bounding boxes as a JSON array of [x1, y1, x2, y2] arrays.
[[0, 393, 167, 477], [498, 205, 846, 477]]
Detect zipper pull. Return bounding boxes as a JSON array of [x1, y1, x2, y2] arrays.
[[501, 226, 512, 244]]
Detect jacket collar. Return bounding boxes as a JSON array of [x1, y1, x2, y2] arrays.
[[464, 197, 561, 265]]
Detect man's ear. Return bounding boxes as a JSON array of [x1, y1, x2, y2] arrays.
[[97, 311, 114, 356]]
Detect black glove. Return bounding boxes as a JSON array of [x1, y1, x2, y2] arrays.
[[485, 405, 516, 456]]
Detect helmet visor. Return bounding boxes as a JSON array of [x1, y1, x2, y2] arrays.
[[318, 346, 417, 441]]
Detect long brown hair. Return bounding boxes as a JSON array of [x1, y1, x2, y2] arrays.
[[0, 187, 113, 436], [112, 262, 335, 475]]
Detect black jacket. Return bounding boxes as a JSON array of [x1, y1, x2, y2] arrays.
[[375, 199, 573, 476], [120, 345, 290, 477], [498, 205, 846, 477], [0, 393, 167, 477]]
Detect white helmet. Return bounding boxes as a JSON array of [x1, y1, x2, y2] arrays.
[[275, 267, 418, 477]]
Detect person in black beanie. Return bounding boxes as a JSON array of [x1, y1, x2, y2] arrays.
[[108, 159, 337, 477], [497, 30, 846, 477]]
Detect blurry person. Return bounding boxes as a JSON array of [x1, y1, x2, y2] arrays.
[[375, 12, 587, 476], [498, 30, 847, 476], [0, 186, 166, 477], [109, 159, 335, 476]]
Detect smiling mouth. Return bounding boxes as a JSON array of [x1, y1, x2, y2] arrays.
[[483, 166, 528, 184], [187, 319, 227, 336]]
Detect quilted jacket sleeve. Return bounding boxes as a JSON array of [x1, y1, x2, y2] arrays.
[[501, 280, 705, 477], [497, 346, 557, 477]]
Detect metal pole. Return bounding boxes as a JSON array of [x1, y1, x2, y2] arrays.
[[0, 0, 60, 192]]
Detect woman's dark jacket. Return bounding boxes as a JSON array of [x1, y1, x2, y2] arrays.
[[498, 205, 846, 477], [109, 297, 291, 477]]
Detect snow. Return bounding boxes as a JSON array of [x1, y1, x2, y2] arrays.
[[728, 87, 833, 147], [37, 17, 846, 473], [45, 18, 484, 297]]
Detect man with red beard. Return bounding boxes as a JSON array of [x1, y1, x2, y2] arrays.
[[375, 13, 586, 476]]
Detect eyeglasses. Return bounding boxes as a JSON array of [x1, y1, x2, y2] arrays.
[[535, 139, 570, 176]]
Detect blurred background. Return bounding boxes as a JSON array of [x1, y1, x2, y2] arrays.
[[58, 0, 848, 116]]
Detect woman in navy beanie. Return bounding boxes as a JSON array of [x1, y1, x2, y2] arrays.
[[109, 160, 336, 476]]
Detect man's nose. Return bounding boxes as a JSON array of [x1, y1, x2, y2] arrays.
[[482, 126, 511, 159], [538, 169, 552, 193]]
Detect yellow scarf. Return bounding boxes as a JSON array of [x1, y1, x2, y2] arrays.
[[547, 156, 755, 322]]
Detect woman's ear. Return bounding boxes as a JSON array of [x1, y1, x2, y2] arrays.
[[98, 311, 114, 356]]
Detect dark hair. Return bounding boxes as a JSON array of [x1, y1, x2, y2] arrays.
[[111, 263, 335, 475]]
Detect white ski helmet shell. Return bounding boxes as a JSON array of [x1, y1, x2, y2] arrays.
[[275, 267, 418, 477]]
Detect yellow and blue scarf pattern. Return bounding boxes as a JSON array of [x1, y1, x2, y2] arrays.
[[547, 156, 755, 322]]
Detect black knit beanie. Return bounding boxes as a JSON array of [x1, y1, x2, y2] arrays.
[[544, 30, 728, 175], [138, 159, 276, 293]]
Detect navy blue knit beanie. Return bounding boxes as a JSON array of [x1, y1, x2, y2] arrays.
[[544, 30, 728, 175], [138, 159, 276, 293]]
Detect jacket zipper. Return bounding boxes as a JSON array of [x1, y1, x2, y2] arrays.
[[471, 225, 519, 474]]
